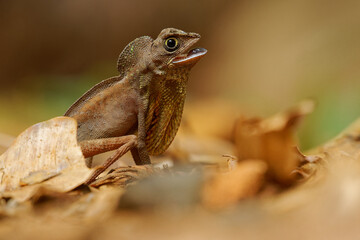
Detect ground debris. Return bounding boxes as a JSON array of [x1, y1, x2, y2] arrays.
[[2, 100, 360, 239]]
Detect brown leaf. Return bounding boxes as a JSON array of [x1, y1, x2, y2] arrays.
[[0, 117, 92, 199], [202, 159, 267, 209], [234, 100, 314, 185]]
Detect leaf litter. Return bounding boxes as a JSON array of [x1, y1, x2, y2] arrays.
[[0, 100, 360, 239]]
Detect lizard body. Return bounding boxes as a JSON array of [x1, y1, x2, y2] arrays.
[[64, 28, 206, 183]]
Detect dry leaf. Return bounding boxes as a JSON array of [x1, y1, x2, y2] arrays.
[[19, 170, 60, 186], [234, 100, 314, 185], [202, 159, 267, 209], [0, 117, 92, 199]]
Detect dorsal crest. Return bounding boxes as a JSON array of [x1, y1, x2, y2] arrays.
[[117, 36, 153, 78]]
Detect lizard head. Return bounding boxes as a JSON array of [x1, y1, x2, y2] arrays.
[[149, 28, 207, 71]]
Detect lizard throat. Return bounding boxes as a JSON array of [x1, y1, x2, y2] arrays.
[[144, 77, 187, 155]]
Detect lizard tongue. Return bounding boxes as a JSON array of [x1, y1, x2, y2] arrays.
[[172, 48, 207, 65]]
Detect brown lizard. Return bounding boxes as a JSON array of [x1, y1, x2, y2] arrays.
[[64, 28, 207, 184]]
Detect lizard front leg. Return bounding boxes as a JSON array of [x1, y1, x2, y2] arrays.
[[130, 118, 151, 165], [131, 90, 151, 165], [80, 135, 138, 184]]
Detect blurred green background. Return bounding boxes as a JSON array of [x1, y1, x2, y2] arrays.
[[1, 0, 360, 150]]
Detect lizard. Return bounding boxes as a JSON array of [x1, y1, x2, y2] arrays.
[[64, 28, 207, 184]]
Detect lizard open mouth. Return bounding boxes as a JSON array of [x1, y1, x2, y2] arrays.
[[172, 48, 207, 65]]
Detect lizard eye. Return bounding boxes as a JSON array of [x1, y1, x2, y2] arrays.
[[164, 37, 179, 52]]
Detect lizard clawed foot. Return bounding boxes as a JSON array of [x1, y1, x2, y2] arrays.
[[87, 165, 155, 187], [84, 166, 107, 185]]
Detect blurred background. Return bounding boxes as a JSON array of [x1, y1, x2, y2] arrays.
[[1, 0, 360, 150]]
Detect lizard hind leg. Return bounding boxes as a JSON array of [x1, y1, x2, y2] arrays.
[[80, 135, 138, 184]]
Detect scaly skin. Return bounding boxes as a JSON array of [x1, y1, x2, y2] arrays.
[[64, 28, 207, 184]]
